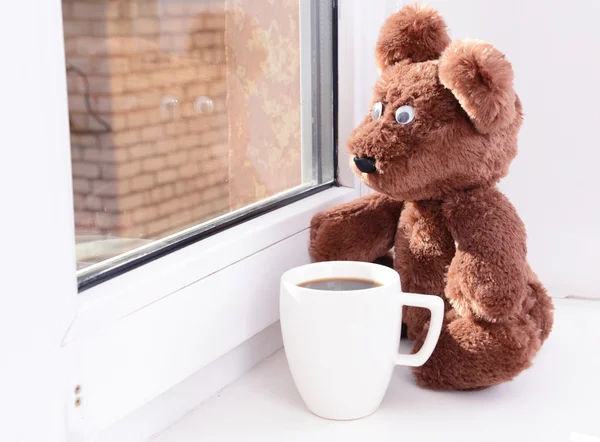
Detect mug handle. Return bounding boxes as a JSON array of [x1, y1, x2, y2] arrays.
[[394, 293, 444, 367]]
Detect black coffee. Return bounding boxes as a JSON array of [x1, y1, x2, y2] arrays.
[[298, 278, 381, 291]]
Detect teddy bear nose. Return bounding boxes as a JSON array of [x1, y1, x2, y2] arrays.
[[353, 156, 377, 174]]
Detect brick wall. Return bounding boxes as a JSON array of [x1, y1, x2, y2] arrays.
[[63, 0, 229, 248]]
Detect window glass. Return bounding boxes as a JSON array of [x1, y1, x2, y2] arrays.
[[62, 0, 335, 288]]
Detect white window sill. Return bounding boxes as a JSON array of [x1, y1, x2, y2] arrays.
[[153, 298, 600, 442]]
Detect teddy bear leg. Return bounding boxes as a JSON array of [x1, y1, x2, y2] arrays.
[[526, 273, 554, 344], [373, 251, 394, 268], [395, 201, 455, 341], [411, 313, 541, 390], [403, 303, 453, 341], [403, 305, 441, 341]]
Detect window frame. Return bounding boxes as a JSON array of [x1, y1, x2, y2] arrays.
[[1, 0, 400, 439], [75, 0, 337, 292], [65, 186, 359, 435], [58, 0, 367, 438]]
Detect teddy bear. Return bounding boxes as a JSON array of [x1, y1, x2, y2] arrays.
[[309, 4, 554, 390]]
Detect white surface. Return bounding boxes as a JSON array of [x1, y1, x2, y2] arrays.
[[93, 322, 283, 442], [280, 262, 443, 419], [342, 0, 398, 197], [0, 1, 78, 441], [154, 298, 600, 442], [349, 0, 600, 297], [336, 0, 376, 189]]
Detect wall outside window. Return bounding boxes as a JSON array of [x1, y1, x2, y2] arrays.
[[64, 0, 229, 252], [63, 0, 304, 270]]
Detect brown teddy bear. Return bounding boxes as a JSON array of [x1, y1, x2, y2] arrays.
[[309, 4, 554, 390]]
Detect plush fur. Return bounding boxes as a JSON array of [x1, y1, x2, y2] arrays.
[[439, 40, 517, 133], [309, 5, 554, 390], [375, 4, 450, 68]]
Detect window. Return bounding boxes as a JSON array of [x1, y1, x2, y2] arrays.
[[4, 1, 350, 437], [63, 0, 336, 290], [5, 0, 368, 439]]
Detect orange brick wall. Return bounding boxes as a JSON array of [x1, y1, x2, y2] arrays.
[[64, 0, 229, 243]]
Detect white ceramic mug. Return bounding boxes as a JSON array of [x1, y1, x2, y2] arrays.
[[280, 261, 444, 420]]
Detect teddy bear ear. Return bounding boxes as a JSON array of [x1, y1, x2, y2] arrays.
[[439, 40, 517, 134], [375, 4, 451, 69]]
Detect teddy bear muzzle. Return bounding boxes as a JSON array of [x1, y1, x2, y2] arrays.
[[353, 156, 377, 174]]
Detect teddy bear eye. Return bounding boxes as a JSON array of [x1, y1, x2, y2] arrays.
[[395, 105, 415, 124], [372, 102, 383, 121]]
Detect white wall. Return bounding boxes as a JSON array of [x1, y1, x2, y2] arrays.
[[349, 0, 600, 298], [0, 1, 79, 441]]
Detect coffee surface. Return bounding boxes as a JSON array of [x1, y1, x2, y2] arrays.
[[298, 278, 381, 291]]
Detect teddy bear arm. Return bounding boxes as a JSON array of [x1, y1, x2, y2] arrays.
[[309, 192, 403, 262], [443, 189, 528, 322]]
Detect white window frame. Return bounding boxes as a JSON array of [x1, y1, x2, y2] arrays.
[[65, 187, 359, 436], [1, 1, 400, 441]]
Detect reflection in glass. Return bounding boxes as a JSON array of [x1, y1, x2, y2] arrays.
[[62, 0, 313, 271]]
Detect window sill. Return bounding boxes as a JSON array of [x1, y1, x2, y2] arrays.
[[152, 298, 600, 442]]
